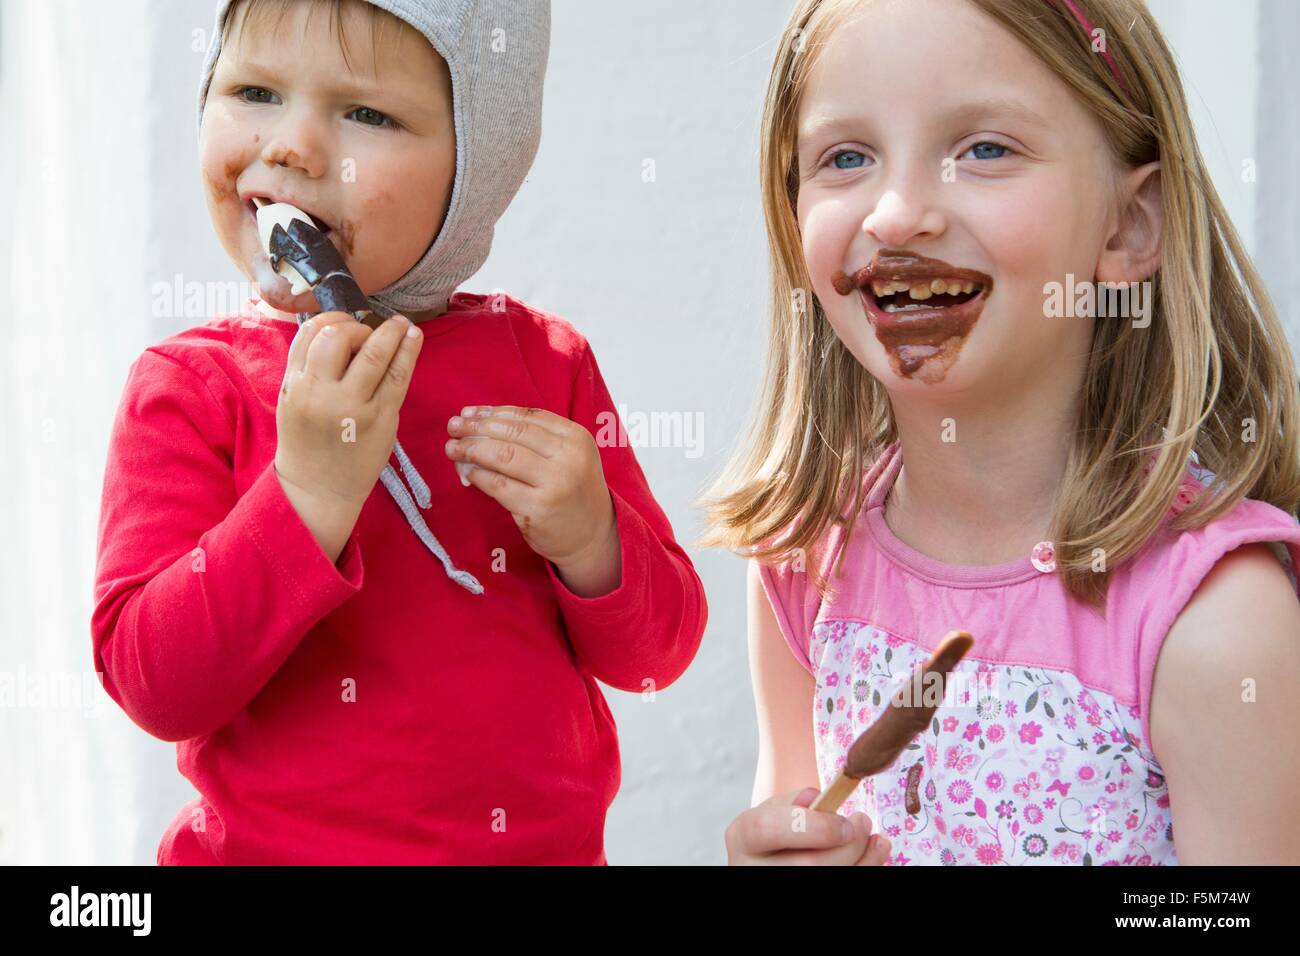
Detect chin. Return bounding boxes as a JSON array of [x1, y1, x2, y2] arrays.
[[248, 268, 318, 313]]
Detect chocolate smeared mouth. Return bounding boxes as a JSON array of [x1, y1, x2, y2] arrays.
[[831, 250, 994, 382], [831, 248, 993, 331], [867, 277, 981, 313], [832, 249, 993, 306]]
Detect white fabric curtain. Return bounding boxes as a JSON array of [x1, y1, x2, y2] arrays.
[[1, 0, 202, 864]]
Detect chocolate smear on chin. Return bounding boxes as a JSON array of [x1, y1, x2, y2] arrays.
[[830, 263, 992, 384]]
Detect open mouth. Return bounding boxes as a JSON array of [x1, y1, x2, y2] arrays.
[[866, 277, 983, 314], [246, 195, 332, 235], [832, 250, 993, 380], [832, 250, 994, 333], [857, 276, 990, 340]]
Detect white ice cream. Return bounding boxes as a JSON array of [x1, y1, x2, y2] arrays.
[[254, 199, 315, 295]]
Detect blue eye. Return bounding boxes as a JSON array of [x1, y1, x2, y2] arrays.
[[828, 148, 867, 170], [962, 141, 1012, 161]]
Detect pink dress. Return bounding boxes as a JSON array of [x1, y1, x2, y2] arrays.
[[759, 441, 1300, 865]]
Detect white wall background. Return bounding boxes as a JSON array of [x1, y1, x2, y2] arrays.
[[1, 0, 1293, 865]]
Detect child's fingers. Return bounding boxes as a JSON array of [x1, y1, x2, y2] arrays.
[[446, 435, 548, 488], [458, 460, 533, 512], [285, 312, 354, 379], [744, 804, 863, 855], [354, 317, 423, 404], [447, 413, 562, 459], [777, 812, 877, 865], [830, 813, 879, 865], [305, 320, 374, 383], [284, 318, 320, 379], [460, 405, 573, 438], [855, 832, 892, 866]]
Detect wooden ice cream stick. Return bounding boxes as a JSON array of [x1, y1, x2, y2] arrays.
[[810, 630, 975, 814]]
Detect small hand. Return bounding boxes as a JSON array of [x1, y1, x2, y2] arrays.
[[724, 788, 891, 865], [445, 405, 621, 597]]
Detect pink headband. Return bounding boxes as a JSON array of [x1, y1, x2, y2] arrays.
[[1048, 0, 1128, 91]]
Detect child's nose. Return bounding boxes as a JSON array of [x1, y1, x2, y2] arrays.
[[259, 123, 328, 180], [861, 187, 947, 249]]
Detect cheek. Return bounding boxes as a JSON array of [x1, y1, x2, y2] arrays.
[[972, 176, 1084, 285], [796, 192, 884, 366], [359, 145, 454, 248], [338, 147, 452, 285], [406, 143, 456, 233], [797, 191, 857, 299], [199, 121, 248, 208], [963, 189, 1098, 370]]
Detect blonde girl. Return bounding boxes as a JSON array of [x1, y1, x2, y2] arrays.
[[705, 0, 1300, 865]]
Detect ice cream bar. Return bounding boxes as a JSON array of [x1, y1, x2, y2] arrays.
[[253, 198, 371, 317], [810, 629, 974, 814]]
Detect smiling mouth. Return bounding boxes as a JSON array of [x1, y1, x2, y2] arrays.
[[867, 277, 983, 314], [832, 249, 992, 316], [831, 249, 993, 335], [830, 250, 994, 381]]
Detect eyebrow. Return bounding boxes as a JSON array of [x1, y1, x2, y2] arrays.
[[801, 96, 1053, 141]]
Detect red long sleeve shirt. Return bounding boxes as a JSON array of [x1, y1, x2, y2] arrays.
[[91, 292, 707, 865]]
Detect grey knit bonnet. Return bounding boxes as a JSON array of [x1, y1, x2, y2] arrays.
[[196, 0, 551, 594]]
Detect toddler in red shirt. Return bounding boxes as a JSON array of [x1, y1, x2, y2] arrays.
[[91, 0, 706, 864]]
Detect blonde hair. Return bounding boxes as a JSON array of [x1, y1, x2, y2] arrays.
[[697, 0, 1300, 610], [226, 0, 410, 71]]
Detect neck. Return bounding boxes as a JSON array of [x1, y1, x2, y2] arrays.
[[359, 301, 449, 331], [884, 366, 1085, 566], [402, 301, 450, 322], [253, 297, 450, 329]]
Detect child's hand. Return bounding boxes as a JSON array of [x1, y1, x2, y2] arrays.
[[724, 787, 891, 865], [274, 312, 423, 547], [445, 406, 620, 596]]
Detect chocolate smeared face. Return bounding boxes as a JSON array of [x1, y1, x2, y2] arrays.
[[831, 250, 993, 383], [791, 0, 1121, 397], [198, 0, 455, 319]]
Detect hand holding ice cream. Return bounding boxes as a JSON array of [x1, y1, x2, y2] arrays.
[[274, 312, 423, 562], [724, 787, 891, 866]]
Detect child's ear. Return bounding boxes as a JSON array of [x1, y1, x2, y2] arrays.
[[1096, 161, 1162, 284]]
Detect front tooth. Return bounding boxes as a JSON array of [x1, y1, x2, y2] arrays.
[[910, 283, 933, 300]]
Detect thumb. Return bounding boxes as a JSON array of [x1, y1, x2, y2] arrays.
[[783, 786, 823, 808]]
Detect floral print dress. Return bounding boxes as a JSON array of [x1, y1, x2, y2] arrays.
[[810, 620, 1175, 865]]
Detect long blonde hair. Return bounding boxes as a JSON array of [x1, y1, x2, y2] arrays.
[[697, 0, 1300, 610]]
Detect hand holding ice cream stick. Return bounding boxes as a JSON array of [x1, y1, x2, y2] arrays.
[[811, 630, 975, 814]]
